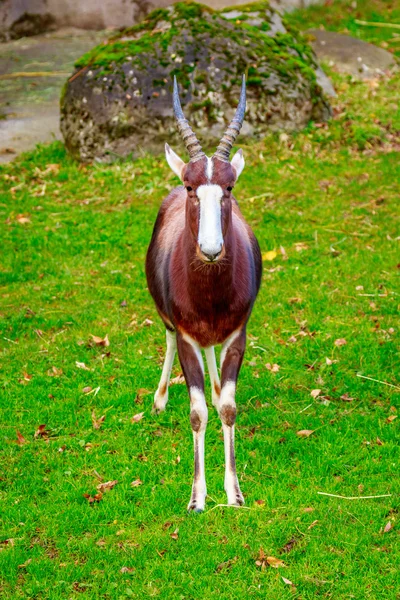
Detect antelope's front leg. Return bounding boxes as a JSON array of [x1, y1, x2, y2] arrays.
[[219, 328, 246, 506], [176, 332, 208, 512]]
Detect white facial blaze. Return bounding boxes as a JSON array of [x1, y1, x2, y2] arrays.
[[197, 184, 223, 258]]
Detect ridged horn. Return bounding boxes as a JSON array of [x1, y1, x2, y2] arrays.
[[214, 75, 246, 162], [173, 76, 205, 162]]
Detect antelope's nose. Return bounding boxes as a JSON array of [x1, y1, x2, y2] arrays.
[[202, 249, 220, 262]]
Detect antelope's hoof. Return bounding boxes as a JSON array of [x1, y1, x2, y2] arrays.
[[153, 391, 168, 414], [226, 486, 245, 507], [187, 494, 206, 513]]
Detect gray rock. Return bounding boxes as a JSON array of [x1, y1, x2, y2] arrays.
[[307, 29, 397, 80], [60, 2, 332, 163]]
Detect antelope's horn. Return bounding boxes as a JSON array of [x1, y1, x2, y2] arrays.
[[214, 75, 246, 162], [173, 76, 205, 162]]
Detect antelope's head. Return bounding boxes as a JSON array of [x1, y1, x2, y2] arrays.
[[165, 76, 246, 264]]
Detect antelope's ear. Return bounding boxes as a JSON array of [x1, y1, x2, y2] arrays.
[[231, 148, 245, 180], [165, 143, 185, 180]]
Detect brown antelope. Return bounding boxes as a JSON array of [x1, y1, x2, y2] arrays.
[[146, 76, 262, 511]]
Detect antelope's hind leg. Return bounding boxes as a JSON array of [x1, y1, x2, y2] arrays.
[[219, 328, 246, 506], [177, 333, 208, 512], [153, 329, 176, 413]]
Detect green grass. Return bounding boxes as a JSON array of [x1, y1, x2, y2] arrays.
[[1, 2, 400, 598]]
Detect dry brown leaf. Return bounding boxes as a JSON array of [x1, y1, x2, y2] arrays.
[[92, 411, 105, 430], [294, 242, 308, 252], [282, 576, 294, 586], [18, 558, 32, 568], [334, 338, 347, 347], [254, 499, 265, 505], [0, 538, 14, 547], [15, 430, 27, 445], [170, 374, 185, 385], [83, 492, 103, 503], [266, 556, 286, 568], [97, 480, 118, 493], [170, 528, 179, 540], [266, 363, 280, 373], [16, 214, 31, 224], [303, 507, 314, 513], [131, 479, 142, 487], [311, 389, 321, 399], [34, 424, 49, 439], [90, 334, 110, 347], [340, 393, 354, 402], [288, 335, 297, 343], [376, 437, 384, 446], [82, 386, 92, 394], [47, 366, 63, 377], [131, 412, 144, 423], [120, 566, 134, 573], [76, 361, 91, 371], [297, 429, 314, 438], [383, 521, 393, 533], [142, 318, 154, 327], [387, 415, 397, 423], [280, 538, 297, 554]]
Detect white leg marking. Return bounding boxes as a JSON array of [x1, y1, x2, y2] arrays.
[[219, 381, 244, 506], [204, 346, 221, 408], [206, 156, 213, 180], [188, 386, 208, 512], [153, 330, 176, 413], [220, 328, 241, 370]]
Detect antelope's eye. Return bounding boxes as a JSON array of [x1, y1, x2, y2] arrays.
[[227, 186, 233, 192], [186, 186, 193, 192]]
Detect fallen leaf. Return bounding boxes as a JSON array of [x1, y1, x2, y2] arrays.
[[308, 520, 319, 530], [170, 528, 179, 540], [280, 246, 288, 260], [262, 250, 277, 261], [34, 424, 49, 439], [47, 366, 63, 377], [83, 492, 103, 503], [280, 538, 297, 553], [288, 335, 297, 343], [92, 411, 105, 430], [311, 389, 321, 399], [254, 499, 265, 505], [376, 437, 384, 446], [131, 479, 142, 487], [97, 480, 118, 493], [18, 558, 32, 568], [215, 556, 238, 572], [294, 242, 308, 252], [334, 338, 347, 347], [297, 429, 314, 438], [82, 386, 92, 393], [16, 214, 31, 224], [0, 539, 14, 546], [340, 392, 354, 402], [383, 521, 393, 533], [282, 576, 294, 586], [90, 334, 110, 347], [169, 374, 185, 385], [131, 412, 144, 423], [142, 318, 154, 327], [386, 415, 397, 423], [120, 300, 128, 308], [266, 363, 280, 373], [120, 566, 134, 573], [15, 430, 27, 445], [76, 361, 91, 371], [267, 556, 286, 568], [303, 507, 314, 513]]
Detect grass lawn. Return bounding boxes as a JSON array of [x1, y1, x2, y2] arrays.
[[0, 1, 399, 598]]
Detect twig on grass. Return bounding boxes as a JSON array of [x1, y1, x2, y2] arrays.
[[354, 19, 400, 30], [357, 373, 400, 391], [317, 492, 391, 500]]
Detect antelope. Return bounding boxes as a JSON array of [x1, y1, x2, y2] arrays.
[[146, 76, 262, 512]]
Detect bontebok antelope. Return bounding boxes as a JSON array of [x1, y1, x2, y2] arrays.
[[146, 76, 262, 511]]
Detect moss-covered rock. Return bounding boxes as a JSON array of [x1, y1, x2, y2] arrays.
[[60, 1, 332, 162]]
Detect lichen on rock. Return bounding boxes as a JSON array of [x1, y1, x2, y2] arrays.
[[60, 1, 332, 162]]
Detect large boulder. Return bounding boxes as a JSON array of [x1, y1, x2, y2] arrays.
[[60, 1, 332, 162]]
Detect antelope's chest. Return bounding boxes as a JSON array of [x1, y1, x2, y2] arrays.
[[173, 298, 250, 348]]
